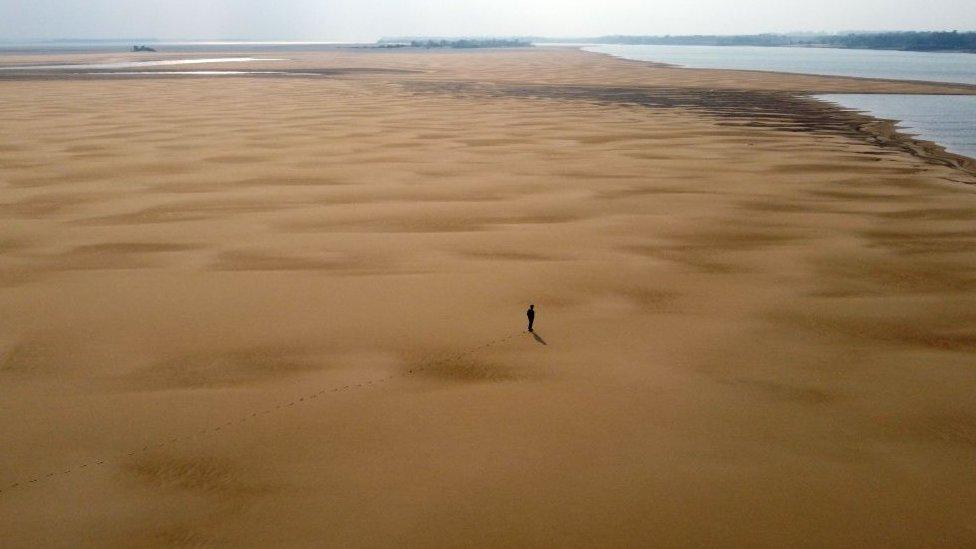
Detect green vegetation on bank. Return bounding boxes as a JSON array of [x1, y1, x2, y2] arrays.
[[816, 31, 976, 51]]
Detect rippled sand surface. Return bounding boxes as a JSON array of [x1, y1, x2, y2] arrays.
[[1, 48, 975, 547]]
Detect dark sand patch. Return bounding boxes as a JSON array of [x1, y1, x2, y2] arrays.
[[210, 250, 355, 271], [737, 199, 819, 213], [859, 228, 976, 256], [77, 200, 286, 225], [0, 339, 59, 375], [772, 310, 976, 352], [768, 162, 919, 175], [624, 244, 744, 274], [806, 189, 924, 201], [0, 267, 39, 288], [282, 210, 589, 234], [0, 193, 102, 217], [875, 207, 976, 221], [621, 226, 805, 274], [457, 250, 564, 262], [33, 242, 203, 271], [126, 346, 327, 390], [459, 138, 534, 147], [408, 357, 526, 383], [124, 454, 267, 496], [0, 237, 30, 254], [203, 154, 273, 164], [595, 186, 714, 199], [613, 287, 680, 312], [880, 412, 976, 448], [70, 242, 202, 254], [723, 377, 840, 405], [808, 254, 976, 296]]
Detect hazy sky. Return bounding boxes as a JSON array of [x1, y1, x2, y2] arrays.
[[2, 0, 975, 41]]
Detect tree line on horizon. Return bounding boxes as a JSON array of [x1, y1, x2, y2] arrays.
[[815, 31, 976, 51], [528, 31, 976, 52], [378, 38, 532, 49]]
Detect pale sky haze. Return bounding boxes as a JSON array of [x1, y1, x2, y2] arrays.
[[1, 0, 975, 41]]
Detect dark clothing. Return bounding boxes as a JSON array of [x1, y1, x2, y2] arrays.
[[527, 309, 535, 331]]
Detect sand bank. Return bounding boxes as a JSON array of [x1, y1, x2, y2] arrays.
[[1, 48, 975, 546]]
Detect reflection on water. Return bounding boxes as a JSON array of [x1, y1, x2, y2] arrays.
[[0, 57, 286, 70], [817, 94, 976, 160]]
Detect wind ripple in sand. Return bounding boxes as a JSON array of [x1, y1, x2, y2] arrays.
[[77, 200, 287, 225], [280, 210, 590, 234], [124, 453, 271, 496], [0, 192, 103, 217], [455, 250, 565, 262], [43, 242, 202, 271]]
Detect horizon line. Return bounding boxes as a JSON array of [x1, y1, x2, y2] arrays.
[[3, 29, 976, 44]]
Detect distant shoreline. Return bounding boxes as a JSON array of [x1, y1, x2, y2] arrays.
[[530, 31, 976, 54], [576, 47, 976, 172], [4, 30, 976, 55]]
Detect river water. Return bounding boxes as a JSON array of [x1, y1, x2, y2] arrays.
[[584, 44, 976, 160]]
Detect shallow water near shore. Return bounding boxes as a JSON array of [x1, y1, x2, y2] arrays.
[[586, 44, 976, 161], [816, 94, 976, 160], [585, 44, 976, 85]]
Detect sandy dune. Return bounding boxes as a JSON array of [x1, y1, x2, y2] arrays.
[[1, 47, 975, 546]]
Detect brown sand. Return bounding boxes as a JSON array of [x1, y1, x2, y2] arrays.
[[1, 47, 975, 547]]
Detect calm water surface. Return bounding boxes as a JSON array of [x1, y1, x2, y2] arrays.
[[585, 45, 976, 85], [585, 45, 976, 161], [817, 94, 976, 160]]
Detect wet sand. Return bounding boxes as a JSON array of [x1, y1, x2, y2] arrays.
[[1, 47, 975, 547]]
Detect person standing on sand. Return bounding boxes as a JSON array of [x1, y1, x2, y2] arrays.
[[527, 304, 535, 332]]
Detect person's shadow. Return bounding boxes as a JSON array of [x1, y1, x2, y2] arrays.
[[530, 331, 547, 346]]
